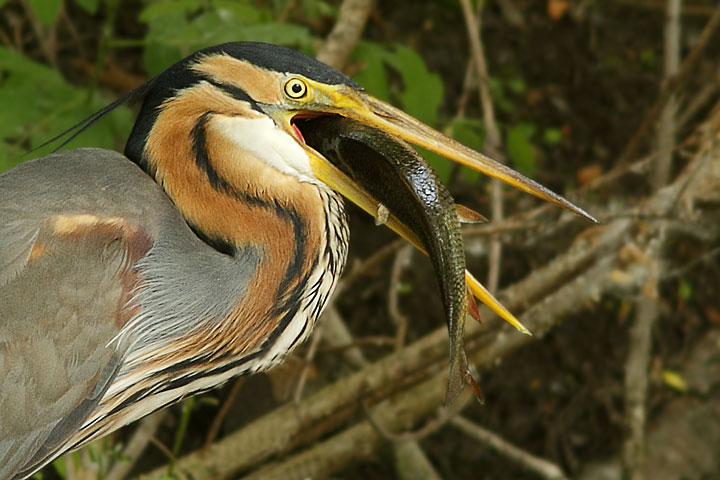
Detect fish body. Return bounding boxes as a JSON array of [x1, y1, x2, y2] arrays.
[[302, 117, 470, 404]]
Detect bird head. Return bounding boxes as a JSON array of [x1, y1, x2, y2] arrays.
[[124, 42, 593, 223]]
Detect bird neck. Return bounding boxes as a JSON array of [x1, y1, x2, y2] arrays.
[[143, 111, 329, 271], [132, 89, 349, 357]]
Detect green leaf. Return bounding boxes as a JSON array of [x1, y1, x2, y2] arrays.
[[214, 0, 268, 24], [640, 48, 658, 69], [543, 127, 563, 146], [237, 23, 312, 46], [299, 0, 335, 20], [51, 457, 67, 478], [74, 0, 100, 14], [449, 117, 485, 182], [489, 76, 514, 113], [0, 46, 134, 169], [506, 123, 536, 178], [352, 42, 390, 101], [678, 278, 692, 301], [140, 2, 306, 74], [383, 44, 444, 126], [143, 41, 183, 77], [507, 76, 527, 95], [28, 0, 62, 26], [139, 0, 204, 22]]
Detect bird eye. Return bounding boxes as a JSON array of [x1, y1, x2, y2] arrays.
[[284, 78, 308, 99]]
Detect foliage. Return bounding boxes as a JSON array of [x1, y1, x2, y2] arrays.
[[0, 0, 568, 185], [139, 0, 315, 76], [0, 46, 133, 171], [506, 122, 536, 178]]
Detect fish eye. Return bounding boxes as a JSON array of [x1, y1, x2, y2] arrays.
[[284, 78, 308, 99]]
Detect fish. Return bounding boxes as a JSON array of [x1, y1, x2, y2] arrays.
[[301, 116, 475, 405]]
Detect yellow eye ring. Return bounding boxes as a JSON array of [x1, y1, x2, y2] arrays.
[[284, 78, 308, 99]]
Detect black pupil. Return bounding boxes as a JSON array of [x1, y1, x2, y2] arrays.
[[292, 83, 303, 94]]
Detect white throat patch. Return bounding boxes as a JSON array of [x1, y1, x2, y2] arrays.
[[211, 115, 321, 185]]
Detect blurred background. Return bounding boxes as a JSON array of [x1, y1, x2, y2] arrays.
[[1, 0, 720, 479]]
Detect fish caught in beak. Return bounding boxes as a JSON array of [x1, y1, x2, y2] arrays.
[[281, 82, 596, 220], [301, 116, 476, 405], [276, 82, 595, 405]]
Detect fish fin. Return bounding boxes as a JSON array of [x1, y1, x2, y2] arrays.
[[466, 284, 482, 323], [465, 367, 485, 404], [456, 204, 488, 224], [445, 347, 468, 407]]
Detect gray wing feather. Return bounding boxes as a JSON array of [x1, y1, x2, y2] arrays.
[[0, 149, 166, 478], [0, 148, 259, 479]]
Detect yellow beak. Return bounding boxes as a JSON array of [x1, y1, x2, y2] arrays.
[[274, 82, 595, 334], [321, 86, 596, 222]]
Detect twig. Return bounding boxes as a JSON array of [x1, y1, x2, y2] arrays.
[[617, 2, 720, 165], [277, 0, 298, 23], [202, 377, 246, 451], [450, 416, 569, 480], [334, 238, 405, 298], [293, 321, 324, 403], [578, 329, 720, 480], [620, 226, 669, 480], [612, 0, 718, 16], [388, 245, 413, 350], [653, 0, 682, 188], [315, 0, 375, 70], [106, 410, 168, 480], [456, 58, 476, 119], [324, 301, 442, 479], [459, 0, 505, 293], [321, 305, 371, 368], [676, 70, 720, 129], [663, 246, 720, 279], [234, 252, 628, 480], [463, 220, 542, 239], [624, 9, 682, 473], [622, 285, 660, 480], [148, 437, 188, 480], [393, 441, 442, 480], [363, 388, 471, 443], [20, 0, 58, 68], [59, 5, 86, 58]]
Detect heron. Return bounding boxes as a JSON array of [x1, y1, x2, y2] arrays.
[[0, 42, 593, 479]]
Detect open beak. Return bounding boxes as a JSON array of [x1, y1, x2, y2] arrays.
[[279, 84, 594, 325], [300, 126, 531, 335], [265, 84, 595, 396], [273, 84, 594, 405], [310, 85, 597, 222]]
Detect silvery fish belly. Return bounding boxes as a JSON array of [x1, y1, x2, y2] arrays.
[[302, 116, 471, 404]]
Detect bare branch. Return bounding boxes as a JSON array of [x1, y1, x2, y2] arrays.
[[618, 2, 720, 165], [653, 0, 682, 188], [316, 0, 375, 70], [450, 416, 569, 480]]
